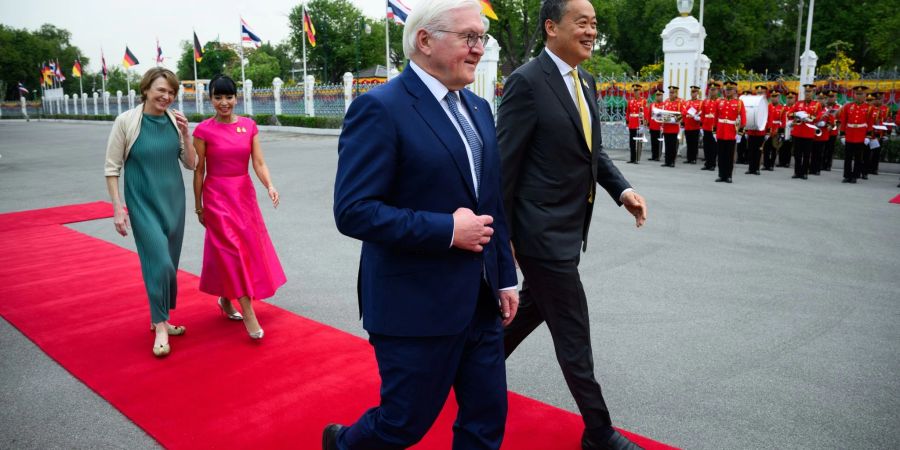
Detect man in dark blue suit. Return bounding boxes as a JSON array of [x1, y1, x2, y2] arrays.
[[325, 1, 518, 449]]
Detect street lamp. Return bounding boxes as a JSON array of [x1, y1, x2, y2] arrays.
[[355, 18, 372, 97]]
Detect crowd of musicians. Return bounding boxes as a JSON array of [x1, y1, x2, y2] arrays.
[[624, 81, 898, 184]]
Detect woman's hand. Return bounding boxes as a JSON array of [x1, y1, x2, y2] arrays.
[[173, 109, 190, 136], [195, 208, 205, 227], [113, 205, 130, 236], [267, 186, 279, 208]]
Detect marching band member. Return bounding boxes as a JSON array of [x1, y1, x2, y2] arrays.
[[788, 83, 824, 180], [682, 85, 704, 164], [779, 92, 798, 168], [700, 82, 720, 171], [645, 89, 664, 161], [810, 90, 833, 175], [744, 84, 768, 175], [626, 83, 645, 164], [838, 86, 873, 183], [762, 89, 786, 171], [661, 85, 684, 167], [822, 90, 841, 172], [713, 81, 746, 183]]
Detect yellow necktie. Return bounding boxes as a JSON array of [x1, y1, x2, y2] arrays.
[[571, 69, 594, 203], [571, 69, 592, 151]]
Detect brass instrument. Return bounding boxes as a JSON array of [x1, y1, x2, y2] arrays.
[[651, 106, 682, 124]]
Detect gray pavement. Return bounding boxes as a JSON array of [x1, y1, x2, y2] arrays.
[[1, 120, 899, 449]]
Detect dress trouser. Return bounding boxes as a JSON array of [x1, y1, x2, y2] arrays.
[[793, 137, 812, 176], [869, 142, 881, 174], [702, 129, 717, 169], [762, 133, 779, 169], [684, 129, 700, 162], [717, 139, 736, 179], [778, 139, 793, 167], [338, 282, 506, 450], [628, 128, 638, 162], [822, 136, 836, 170], [504, 254, 612, 429], [649, 130, 661, 160], [663, 133, 679, 165], [747, 135, 765, 172], [810, 140, 825, 173], [844, 142, 865, 180], [736, 136, 748, 164]]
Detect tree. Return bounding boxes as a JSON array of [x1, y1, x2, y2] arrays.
[[103, 67, 142, 95], [176, 40, 239, 82], [288, 0, 403, 83], [583, 54, 633, 76], [229, 49, 281, 87], [0, 24, 89, 99]]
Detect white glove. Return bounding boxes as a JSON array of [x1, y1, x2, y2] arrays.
[[864, 138, 870, 146], [736, 135, 742, 144], [840, 137, 846, 146], [817, 121, 826, 127]]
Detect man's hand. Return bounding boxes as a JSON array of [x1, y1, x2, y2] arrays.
[[621, 191, 647, 228], [499, 289, 519, 327], [452, 208, 493, 252]]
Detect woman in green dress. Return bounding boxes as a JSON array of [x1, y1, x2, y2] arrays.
[[104, 68, 197, 357]]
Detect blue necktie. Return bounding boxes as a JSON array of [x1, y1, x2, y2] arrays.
[[446, 92, 482, 195]]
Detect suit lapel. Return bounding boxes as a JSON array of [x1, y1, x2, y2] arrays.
[[401, 69, 478, 202], [540, 51, 587, 146]]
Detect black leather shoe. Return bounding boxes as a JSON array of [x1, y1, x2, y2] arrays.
[[582, 427, 644, 450], [725, 178, 733, 183], [715, 177, 725, 182], [861, 175, 868, 180], [842, 178, 851, 183], [701, 166, 712, 171], [744, 170, 753, 174], [322, 424, 343, 450], [754, 171, 761, 175], [801, 175, 808, 180], [791, 175, 801, 179], [850, 179, 857, 184], [626, 160, 636, 164]]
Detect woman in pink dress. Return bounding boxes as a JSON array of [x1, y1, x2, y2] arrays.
[[192, 74, 286, 340]]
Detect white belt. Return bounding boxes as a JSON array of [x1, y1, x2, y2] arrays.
[[704, 114, 715, 118], [718, 118, 736, 124], [629, 114, 641, 117], [773, 120, 783, 125], [846, 124, 867, 128]]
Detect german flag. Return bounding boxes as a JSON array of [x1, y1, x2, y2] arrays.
[[72, 60, 82, 78], [303, 10, 316, 47], [481, 0, 498, 20], [193, 32, 204, 62], [123, 46, 139, 68]]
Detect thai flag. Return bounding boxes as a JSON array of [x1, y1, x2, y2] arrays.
[[18, 82, 29, 94], [387, 0, 411, 25], [241, 17, 262, 48]]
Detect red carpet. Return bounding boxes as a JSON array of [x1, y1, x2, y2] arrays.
[[0, 202, 677, 450], [890, 193, 900, 204]]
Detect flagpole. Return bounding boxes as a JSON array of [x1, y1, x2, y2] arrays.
[[302, 3, 308, 81], [239, 17, 247, 91], [385, 13, 391, 80]]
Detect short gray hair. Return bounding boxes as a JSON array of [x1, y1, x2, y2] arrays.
[[402, 0, 482, 59]]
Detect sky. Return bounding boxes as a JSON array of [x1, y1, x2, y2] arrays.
[[0, 0, 412, 76]]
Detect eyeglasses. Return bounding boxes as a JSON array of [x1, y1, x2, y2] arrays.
[[436, 30, 489, 48]]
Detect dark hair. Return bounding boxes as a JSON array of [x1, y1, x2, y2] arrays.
[[208, 74, 237, 96], [540, 0, 571, 41]]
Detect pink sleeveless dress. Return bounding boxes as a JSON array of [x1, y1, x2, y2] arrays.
[[194, 117, 286, 300]]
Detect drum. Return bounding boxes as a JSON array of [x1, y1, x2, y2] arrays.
[[739, 94, 769, 131]]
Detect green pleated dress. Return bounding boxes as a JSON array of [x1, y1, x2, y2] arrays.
[[124, 113, 186, 324]]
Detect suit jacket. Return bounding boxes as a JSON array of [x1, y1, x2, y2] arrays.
[[334, 66, 517, 337], [498, 50, 631, 261]]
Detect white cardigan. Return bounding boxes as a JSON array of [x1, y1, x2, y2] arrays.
[[104, 106, 195, 177]]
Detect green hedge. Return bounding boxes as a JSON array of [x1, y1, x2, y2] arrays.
[[41, 114, 116, 121], [186, 113, 341, 129]]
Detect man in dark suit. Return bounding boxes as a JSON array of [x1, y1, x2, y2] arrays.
[[497, 1, 647, 449], [326, 1, 518, 449]]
